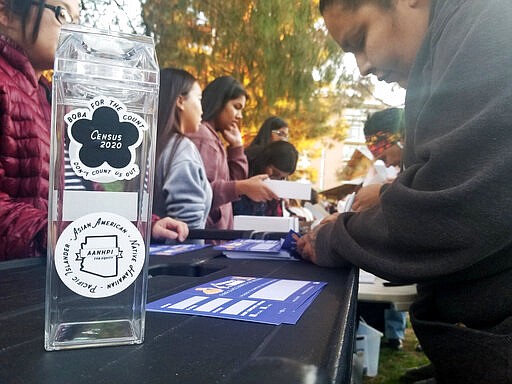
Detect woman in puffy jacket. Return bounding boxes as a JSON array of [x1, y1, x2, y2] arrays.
[[0, 0, 187, 261]]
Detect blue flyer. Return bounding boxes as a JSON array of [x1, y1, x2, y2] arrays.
[[146, 276, 327, 325], [149, 243, 210, 256], [213, 239, 283, 253], [212, 231, 301, 261]]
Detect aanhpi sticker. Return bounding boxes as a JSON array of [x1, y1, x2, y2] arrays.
[[54, 212, 146, 298]]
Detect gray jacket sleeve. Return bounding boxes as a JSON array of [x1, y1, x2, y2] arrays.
[[154, 137, 212, 229]]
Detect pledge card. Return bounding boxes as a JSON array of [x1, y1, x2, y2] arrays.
[[281, 230, 301, 259], [213, 239, 283, 254], [149, 243, 210, 256], [146, 275, 327, 325], [213, 230, 302, 261]]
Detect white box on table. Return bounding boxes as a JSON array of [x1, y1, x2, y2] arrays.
[[234, 215, 299, 233]]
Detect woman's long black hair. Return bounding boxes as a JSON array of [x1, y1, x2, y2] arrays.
[[245, 116, 288, 160], [155, 68, 197, 163], [201, 76, 247, 122], [4, 0, 85, 42], [5, 0, 46, 42], [249, 141, 299, 177]]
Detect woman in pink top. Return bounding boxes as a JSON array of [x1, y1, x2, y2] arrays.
[[189, 76, 276, 230]]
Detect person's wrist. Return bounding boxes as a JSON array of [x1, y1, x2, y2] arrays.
[[235, 180, 245, 196], [228, 140, 242, 148]]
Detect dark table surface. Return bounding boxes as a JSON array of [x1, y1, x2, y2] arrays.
[[0, 247, 358, 384]]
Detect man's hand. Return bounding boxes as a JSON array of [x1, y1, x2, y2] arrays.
[[320, 212, 340, 225], [352, 184, 382, 212], [152, 217, 189, 242], [295, 224, 323, 264]]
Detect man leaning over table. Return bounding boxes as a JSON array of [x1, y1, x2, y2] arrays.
[[297, 0, 512, 383]]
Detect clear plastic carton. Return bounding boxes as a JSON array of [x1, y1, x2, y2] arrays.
[[44, 24, 159, 350]]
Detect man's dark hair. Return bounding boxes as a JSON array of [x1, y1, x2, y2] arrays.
[[364, 107, 404, 136], [319, 0, 394, 13]]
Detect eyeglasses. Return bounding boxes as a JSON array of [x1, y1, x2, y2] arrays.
[[33, 2, 75, 25], [271, 130, 289, 139]]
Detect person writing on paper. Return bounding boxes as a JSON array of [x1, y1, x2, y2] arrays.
[[233, 140, 299, 217], [153, 68, 212, 235], [351, 108, 404, 212], [297, 0, 512, 382], [189, 76, 276, 230], [0, 0, 188, 261]]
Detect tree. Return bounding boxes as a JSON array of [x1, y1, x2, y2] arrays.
[[81, 0, 145, 34], [142, 0, 371, 144], [80, 0, 377, 185]]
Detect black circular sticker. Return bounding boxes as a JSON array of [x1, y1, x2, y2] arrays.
[[66, 96, 148, 182]]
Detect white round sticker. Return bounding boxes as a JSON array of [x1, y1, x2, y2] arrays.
[[54, 212, 146, 298]]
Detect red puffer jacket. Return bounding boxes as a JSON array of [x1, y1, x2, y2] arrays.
[[0, 35, 51, 260]]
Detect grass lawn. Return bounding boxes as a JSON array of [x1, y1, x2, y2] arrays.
[[363, 320, 430, 384]]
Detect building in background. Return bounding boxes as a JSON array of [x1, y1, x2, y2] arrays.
[[311, 106, 380, 192]]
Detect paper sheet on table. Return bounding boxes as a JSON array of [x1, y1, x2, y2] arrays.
[[359, 270, 376, 284], [146, 276, 327, 325], [150, 243, 210, 256]]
